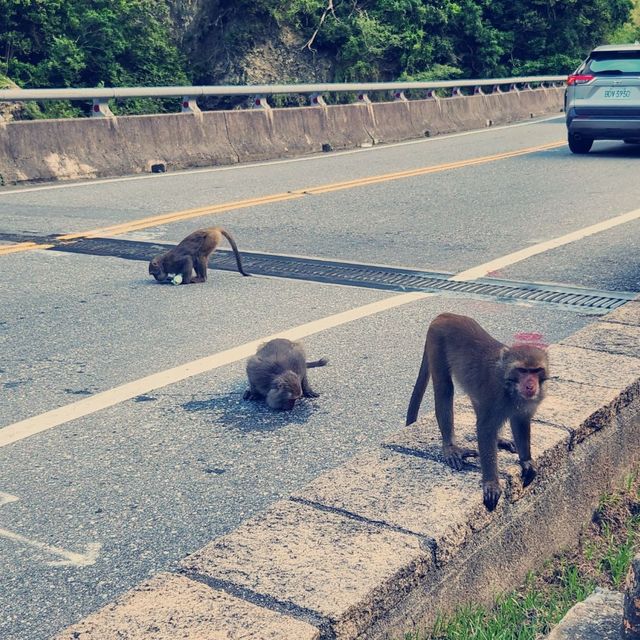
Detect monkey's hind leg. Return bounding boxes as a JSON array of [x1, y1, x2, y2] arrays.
[[301, 375, 319, 398], [193, 255, 209, 283], [432, 368, 477, 470]]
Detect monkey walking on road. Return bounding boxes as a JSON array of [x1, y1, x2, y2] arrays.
[[406, 313, 549, 511], [244, 339, 328, 411], [149, 227, 250, 284]]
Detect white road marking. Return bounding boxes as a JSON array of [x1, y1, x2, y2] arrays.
[[0, 292, 432, 448], [0, 493, 101, 566], [0, 492, 19, 507], [452, 207, 640, 281], [0, 116, 561, 197], [0, 528, 102, 566]]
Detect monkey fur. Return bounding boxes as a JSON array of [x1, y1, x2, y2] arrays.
[[244, 338, 328, 410], [149, 227, 249, 284], [406, 313, 549, 511]]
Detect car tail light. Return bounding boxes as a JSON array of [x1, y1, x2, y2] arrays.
[[567, 74, 595, 85]]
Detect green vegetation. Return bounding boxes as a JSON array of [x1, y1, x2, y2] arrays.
[[280, 0, 633, 81], [404, 470, 640, 640], [611, 0, 640, 44], [0, 0, 189, 116], [0, 0, 638, 115]]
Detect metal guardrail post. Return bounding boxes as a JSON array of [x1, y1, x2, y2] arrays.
[[309, 93, 326, 106], [509, 83, 520, 92], [91, 98, 114, 117], [357, 92, 371, 103], [393, 90, 408, 101], [252, 95, 271, 109], [492, 84, 504, 94], [473, 86, 484, 95], [451, 87, 463, 97], [425, 89, 439, 100], [181, 96, 200, 114]]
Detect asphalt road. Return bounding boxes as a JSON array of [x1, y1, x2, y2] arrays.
[[0, 115, 639, 639]]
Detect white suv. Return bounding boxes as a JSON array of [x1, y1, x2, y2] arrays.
[[565, 43, 640, 153]]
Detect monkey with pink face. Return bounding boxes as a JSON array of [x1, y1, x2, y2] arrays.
[[406, 313, 549, 511]]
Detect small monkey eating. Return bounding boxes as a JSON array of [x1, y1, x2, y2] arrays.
[[406, 313, 549, 511], [244, 339, 328, 410], [149, 226, 249, 284]]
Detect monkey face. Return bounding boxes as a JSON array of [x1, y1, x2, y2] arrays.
[[148, 257, 167, 281], [510, 368, 546, 400], [266, 373, 303, 410], [506, 363, 548, 407], [505, 345, 549, 404]]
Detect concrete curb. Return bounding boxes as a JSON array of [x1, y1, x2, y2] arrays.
[[0, 88, 564, 184], [55, 301, 640, 639]]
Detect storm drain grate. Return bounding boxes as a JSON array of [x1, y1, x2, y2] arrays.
[[7, 233, 636, 314]]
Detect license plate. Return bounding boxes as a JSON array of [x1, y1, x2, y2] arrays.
[[603, 88, 631, 99]]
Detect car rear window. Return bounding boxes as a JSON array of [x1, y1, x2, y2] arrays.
[[585, 51, 640, 75]]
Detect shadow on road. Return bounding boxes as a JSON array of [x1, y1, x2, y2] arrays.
[[182, 388, 318, 433]]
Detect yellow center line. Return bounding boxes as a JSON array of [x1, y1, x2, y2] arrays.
[[0, 242, 55, 256], [302, 141, 564, 194], [57, 192, 304, 240], [3, 140, 564, 254]]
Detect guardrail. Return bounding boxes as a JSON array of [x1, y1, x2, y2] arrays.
[[0, 76, 567, 117]]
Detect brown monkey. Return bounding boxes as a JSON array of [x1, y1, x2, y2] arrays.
[[244, 338, 328, 410], [406, 313, 549, 511], [148, 227, 249, 284]]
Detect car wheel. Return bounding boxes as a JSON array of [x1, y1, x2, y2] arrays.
[[568, 134, 593, 154]]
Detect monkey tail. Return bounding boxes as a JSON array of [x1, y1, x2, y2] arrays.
[[406, 347, 430, 426], [306, 358, 328, 368], [220, 229, 250, 277]]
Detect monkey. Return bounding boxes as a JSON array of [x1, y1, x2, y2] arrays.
[[148, 227, 249, 284], [243, 338, 328, 410], [405, 313, 549, 511]]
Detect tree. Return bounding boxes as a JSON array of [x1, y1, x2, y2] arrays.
[[280, 0, 632, 81], [0, 0, 189, 114]]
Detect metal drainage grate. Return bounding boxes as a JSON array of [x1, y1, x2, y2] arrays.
[[47, 236, 637, 314], [0, 231, 631, 313]]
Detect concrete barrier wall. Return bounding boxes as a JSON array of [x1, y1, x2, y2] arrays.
[[0, 87, 564, 185]]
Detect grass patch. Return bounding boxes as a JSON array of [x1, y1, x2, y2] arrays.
[[404, 470, 640, 640]]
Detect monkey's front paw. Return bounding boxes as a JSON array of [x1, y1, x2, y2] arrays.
[[520, 460, 537, 487], [482, 481, 502, 511], [303, 390, 320, 398]]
